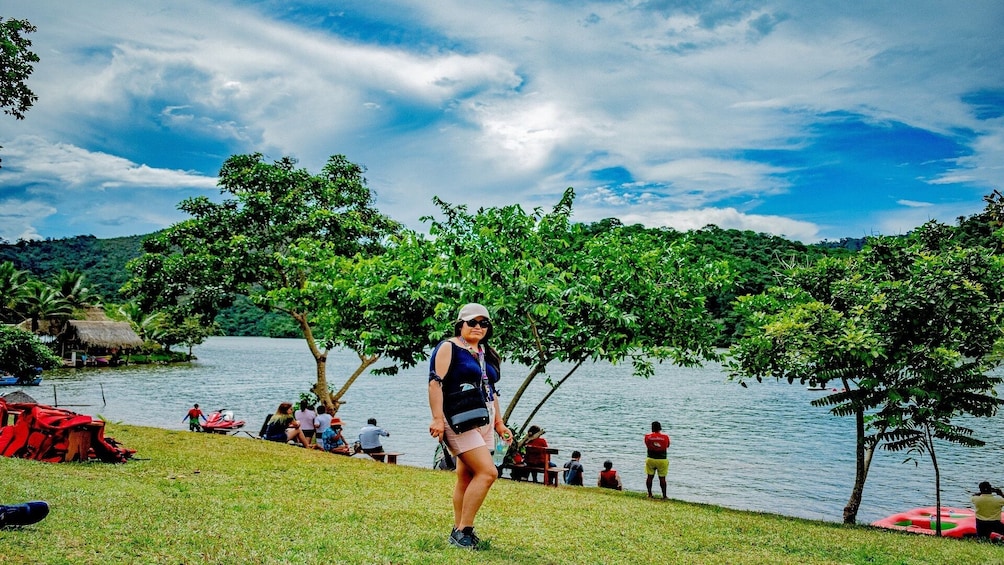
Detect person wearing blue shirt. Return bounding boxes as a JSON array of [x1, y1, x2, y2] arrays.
[[358, 418, 390, 461], [563, 451, 584, 486]]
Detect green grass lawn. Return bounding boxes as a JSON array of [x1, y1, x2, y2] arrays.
[[1, 424, 1001, 564]]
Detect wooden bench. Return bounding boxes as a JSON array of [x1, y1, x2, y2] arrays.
[[367, 452, 402, 464], [505, 446, 558, 487]]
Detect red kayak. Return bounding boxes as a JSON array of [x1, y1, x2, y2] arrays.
[[871, 506, 1001, 539], [201, 409, 245, 434]]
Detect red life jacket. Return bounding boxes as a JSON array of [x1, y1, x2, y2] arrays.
[[599, 469, 619, 488], [0, 399, 135, 463]]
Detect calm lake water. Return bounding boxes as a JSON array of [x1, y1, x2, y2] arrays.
[[27, 336, 1004, 524]]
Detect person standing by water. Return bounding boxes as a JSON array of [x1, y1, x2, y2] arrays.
[[428, 303, 512, 550], [358, 418, 390, 461], [644, 421, 671, 499], [183, 403, 206, 432], [971, 481, 1004, 540]]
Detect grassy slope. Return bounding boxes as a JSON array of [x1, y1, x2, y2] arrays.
[[1, 425, 1000, 565]]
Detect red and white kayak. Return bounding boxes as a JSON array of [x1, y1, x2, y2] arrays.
[[871, 506, 996, 539]]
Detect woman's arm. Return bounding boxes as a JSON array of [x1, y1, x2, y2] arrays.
[[492, 395, 511, 441], [428, 342, 452, 440]]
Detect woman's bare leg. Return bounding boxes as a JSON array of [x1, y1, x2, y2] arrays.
[[286, 428, 309, 446], [455, 445, 497, 529], [453, 456, 475, 528]]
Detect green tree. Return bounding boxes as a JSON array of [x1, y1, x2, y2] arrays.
[[52, 269, 101, 311], [0, 17, 39, 167], [426, 188, 729, 434], [123, 153, 400, 407], [270, 232, 445, 411], [727, 222, 1004, 524], [0, 260, 29, 322], [115, 300, 165, 343], [17, 281, 72, 333], [156, 315, 218, 359], [0, 325, 60, 381]]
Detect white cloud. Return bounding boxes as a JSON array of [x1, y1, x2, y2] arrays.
[[896, 199, 933, 208], [1, 0, 1002, 242], [0, 198, 55, 242], [1, 136, 218, 190], [608, 206, 820, 242]]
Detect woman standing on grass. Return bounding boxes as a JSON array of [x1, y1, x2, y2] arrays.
[[428, 303, 512, 550]]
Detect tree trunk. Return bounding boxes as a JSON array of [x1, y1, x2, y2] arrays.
[[328, 352, 380, 415], [843, 405, 878, 523], [502, 361, 547, 424], [292, 311, 332, 410], [929, 429, 942, 536], [517, 358, 585, 436]]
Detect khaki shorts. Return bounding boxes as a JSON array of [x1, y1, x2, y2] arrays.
[[645, 457, 669, 477], [444, 401, 494, 456]]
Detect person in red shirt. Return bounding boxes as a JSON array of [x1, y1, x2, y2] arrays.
[[523, 425, 557, 485], [644, 421, 671, 499], [183, 404, 206, 431]]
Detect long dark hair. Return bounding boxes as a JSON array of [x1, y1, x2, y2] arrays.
[[452, 321, 502, 375]]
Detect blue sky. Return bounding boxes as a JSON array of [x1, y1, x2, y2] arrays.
[[2, 1, 1003, 243]]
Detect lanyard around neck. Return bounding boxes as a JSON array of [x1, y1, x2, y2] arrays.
[[458, 337, 494, 401]]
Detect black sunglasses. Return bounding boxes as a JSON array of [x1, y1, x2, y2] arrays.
[[463, 319, 491, 328]]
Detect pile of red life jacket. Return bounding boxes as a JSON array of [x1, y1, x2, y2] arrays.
[[0, 399, 135, 463]]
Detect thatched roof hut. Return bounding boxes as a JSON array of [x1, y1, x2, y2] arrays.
[[64, 321, 143, 349]]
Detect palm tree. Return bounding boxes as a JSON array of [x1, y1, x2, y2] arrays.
[[52, 269, 100, 310], [18, 281, 73, 333], [117, 301, 164, 342], [0, 261, 29, 323]]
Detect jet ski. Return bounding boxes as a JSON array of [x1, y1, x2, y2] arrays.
[[201, 409, 246, 434]]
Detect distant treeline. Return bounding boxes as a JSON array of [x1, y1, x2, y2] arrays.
[[0, 233, 298, 338], [0, 228, 865, 342]]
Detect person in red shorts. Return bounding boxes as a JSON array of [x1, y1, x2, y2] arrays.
[[644, 421, 670, 499]]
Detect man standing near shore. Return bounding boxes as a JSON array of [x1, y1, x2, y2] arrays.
[[644, 421, 670, 499], [183, 404, 206, 432]]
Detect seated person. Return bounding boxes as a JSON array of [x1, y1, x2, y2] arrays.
[[598, 460, 623, 490], [522, 425, 558, 485], [261, 402, 309, 447], [563, 450, 584, 486], [320, 418, 352, 455]]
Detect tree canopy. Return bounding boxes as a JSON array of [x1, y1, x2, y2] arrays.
[[424, 188, 731, 433], [0, 17, 39, 166], [0, 325, 60, 378], [727, 219, 1004, 523], [122, 153, 402, 411]]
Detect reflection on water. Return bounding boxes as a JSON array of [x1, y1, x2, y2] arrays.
[[32, 336, 1004, 524]]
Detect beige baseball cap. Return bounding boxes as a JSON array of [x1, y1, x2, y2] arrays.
[[456, 303, 491, 322]]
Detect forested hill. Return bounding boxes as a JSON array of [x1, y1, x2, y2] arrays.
[[0, 234, 149, 300], [0, 229, 865, 340], [0, 232, 297, 337]]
